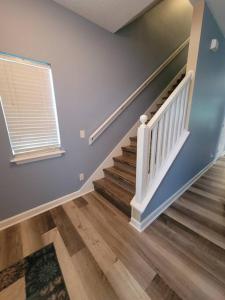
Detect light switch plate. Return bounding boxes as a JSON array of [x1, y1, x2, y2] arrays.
[[79, 173, 85, 181], [210, 39, 219, 52], [80, 130, 85, 138]]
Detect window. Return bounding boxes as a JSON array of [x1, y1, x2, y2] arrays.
[[0, 53, 64, 164]]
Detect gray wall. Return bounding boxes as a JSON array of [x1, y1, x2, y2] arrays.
[[0, 0, 192, 220], [142, 3, 225, 220]]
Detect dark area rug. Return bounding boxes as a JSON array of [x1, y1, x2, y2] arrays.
[[0, 243, 70, 299]]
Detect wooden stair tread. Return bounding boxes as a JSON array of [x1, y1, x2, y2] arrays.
[[113, 155, 136, 167], [154, 215, 225, 286], [194, 181, 225, 198], [188, 186, 225, 204], [160, 213, 225, 263], [198, 177, 225, 191], [207, 165, 225, 175], [183, 191, 225, 215], [122, 145, 137, 153], [93, 178, 133, 216], [164, 207, 225, 250], [203, 173, 225, 185], [145, 225, 225, 300], [130, 136, 137, 141], [129, 136, 137, 146], [175, 197, 225, 230], [93, 178, 134, 203], [104, 167, 136, 186]]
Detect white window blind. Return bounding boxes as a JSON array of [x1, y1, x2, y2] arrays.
[[0, 54, 62, 157]]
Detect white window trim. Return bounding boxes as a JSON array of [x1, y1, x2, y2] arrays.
[[0, 52, 65, 165], [10, 148, 65, 165]]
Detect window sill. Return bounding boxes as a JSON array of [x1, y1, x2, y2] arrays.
[[10, 149, 65, 165]]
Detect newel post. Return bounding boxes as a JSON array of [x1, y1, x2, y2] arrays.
[[135, 115, 150, 203]]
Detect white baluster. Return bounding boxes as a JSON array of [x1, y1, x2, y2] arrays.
[[167, 103, 175, 153], [172, 97, 180, 146], [161, 110, 169, 162], [156, 116, 164, 171], [149, 124, 158, 181], [135, 115, 150, 203], [184, 80, 192, 130], [177, 87, 186, 139]]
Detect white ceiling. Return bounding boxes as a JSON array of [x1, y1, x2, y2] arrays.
[[52, 0, 158, 33], [206, 0, 225, 36]]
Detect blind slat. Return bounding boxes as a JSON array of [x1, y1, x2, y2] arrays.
[[13, 145, 60, 154], [12, 139, 59, 147], [11, 131, 58, 137]]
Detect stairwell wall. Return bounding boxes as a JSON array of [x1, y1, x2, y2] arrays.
[[142, 3, 225, 220], [0, 0, 192, 220]]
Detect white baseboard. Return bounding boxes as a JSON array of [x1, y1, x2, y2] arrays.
[[78, 66, 186, 193], [0, 186, 94, 231], [130, 159, 215, 232], [216, 150, 225, 159]]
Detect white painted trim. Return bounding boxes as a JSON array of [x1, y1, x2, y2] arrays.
[[89, 39, 189, 145], [131, 131, 190, 212], [130, 159, 215, 232], [0, 185, 94, 231], [218, 150, 225, 158], [79, 66, 187, 193], [129, 217, 143, 232], [186, 1, 204, 133], [11, 149, 66, 165], [187, 0, 204, 73], [216, 113, 225, 158]]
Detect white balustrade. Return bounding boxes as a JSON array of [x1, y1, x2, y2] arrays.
[[133, 71, 193, 208]]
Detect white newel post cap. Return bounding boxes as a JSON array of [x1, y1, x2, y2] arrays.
[[140, 115, 148, 125]]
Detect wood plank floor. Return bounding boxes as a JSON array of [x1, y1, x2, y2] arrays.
[[1, 158, 225, 299]]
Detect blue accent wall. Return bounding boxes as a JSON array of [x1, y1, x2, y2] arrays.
[[0, 0, 192, 220], [142, 4, 225, 220]]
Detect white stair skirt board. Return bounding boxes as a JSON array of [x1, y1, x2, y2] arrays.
[[130, 159, 215, 232], [0, 66, 185, 231], [78, 66, 187, 194]]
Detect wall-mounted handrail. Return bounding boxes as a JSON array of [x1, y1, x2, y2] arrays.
[[132, 71, 193, 213], [89, 38, 190, 145]]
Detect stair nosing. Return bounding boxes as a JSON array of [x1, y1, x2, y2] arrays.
[[93, 178, 133, 204], [113, 155, 136, 167], [164, 207, 225, 250], [104, 167, 135, 185]]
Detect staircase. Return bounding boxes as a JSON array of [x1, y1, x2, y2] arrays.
[[93, 72, 185, 217]]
